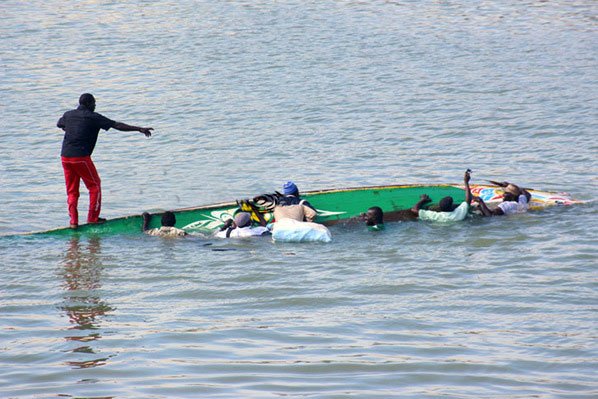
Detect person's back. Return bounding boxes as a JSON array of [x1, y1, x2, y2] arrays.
[[143, 211, 187, 237], [59, 106, 115, 157], [417, 200, 469, 222], [215, 212, 269, 238], [273, 181, 317, 222]]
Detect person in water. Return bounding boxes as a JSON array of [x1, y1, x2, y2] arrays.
[[142, 211, 187, 237], [411, 169, 473, 222], [57, 93, 154, 229], [216, 212, 270, 238], [273, 181, 317, 222], [476, 181, 531, 216], [362, 206, 385, 231]]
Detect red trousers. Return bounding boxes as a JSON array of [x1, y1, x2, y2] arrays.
[[61, 156, 102, 225]]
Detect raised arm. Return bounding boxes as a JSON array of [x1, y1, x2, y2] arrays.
[[142, 212, 152, 231], [464, 170, 472, 205], [113, 122, 154, 137], [411, 194, 432, 216]]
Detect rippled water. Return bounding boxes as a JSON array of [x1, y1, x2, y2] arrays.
[[1, 1, 597, 398]]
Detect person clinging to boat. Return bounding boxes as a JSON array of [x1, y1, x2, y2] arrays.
[[411, 169, 474, 222], [362, 206, 385, 231], [270, 181, 332, 242], [57, 93, 154, 229], [142, 211, 187, 237], [215, 212, 270, 238], [476, 181, 531, 216], [273, 181, 317, 223]]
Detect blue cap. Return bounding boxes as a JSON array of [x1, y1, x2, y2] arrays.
[[282, 181, 298, 195]]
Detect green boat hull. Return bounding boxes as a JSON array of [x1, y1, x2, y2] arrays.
[[22, 184, 580, 237]]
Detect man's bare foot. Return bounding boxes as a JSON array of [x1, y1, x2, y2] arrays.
[[70, 224, 78, 229], [88, 217, 106, 225]]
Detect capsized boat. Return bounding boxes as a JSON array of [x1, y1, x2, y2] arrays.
[[23, 184, 581, 237]]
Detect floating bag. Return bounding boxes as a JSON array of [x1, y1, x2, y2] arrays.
[[271, 218, 332, 243]]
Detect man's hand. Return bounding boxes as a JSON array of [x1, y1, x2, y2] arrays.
[[420, 194, 431, 202], [464, 170, 471, 184], [139, 127, 153, 137], [220, 218, 234, 231]]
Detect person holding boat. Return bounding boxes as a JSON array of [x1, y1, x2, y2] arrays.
[[411, 170, 473, 222], [142, 211, 187, 237], [476, 181, 531, 216], [271, 181, 332, 242], [57, 93, 153, 229], [273, 181, 317, 222], [215, 212, 270, 238], [362, 206, 385, 231]]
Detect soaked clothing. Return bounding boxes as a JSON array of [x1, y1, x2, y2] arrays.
[[215, 226, 270, 238], [145, 226, 187, 237], [498, 195, 529, 215], [418, 202, 469, 223], [273, 196, 317, 222], [367, 224, 385, 232]]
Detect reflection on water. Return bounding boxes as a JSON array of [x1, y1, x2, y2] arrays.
[[60, 236, 114, 370]]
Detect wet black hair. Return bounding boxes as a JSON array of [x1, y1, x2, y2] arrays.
[[438, 196, 454, 212], [367, 206, 384, 225], [502, 193, 517, 202], [161, 211, 176, 227]]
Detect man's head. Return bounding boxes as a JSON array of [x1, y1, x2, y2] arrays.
[[502, 184, 521, 202], [79, 93, 96, 111], [234, 212, 252, 228], [282, 181, 299, 197], [438, 196, 454, 212], [161, 211, 176, 227], [364, 206, 384, 226]]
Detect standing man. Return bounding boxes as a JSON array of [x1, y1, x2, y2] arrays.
[[57, 93, 153, 228]]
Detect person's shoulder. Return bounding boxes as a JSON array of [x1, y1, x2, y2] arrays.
[[91, 110, 111, 120], [453, 202, 469, 212], [145, 228, 161, 236], [62, 108, 78, 117], [168, 226, 187, 236]]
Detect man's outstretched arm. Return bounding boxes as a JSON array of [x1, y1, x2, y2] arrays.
[[113, 122, 154, 137]]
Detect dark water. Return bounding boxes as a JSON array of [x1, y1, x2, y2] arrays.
[[1, 1, 597, 398]]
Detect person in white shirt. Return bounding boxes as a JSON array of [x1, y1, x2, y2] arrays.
[[477, 181, 531, 216], [216, 212, 270, 238], [142, 211, 187, 237], [410, 170, 473, 223]]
